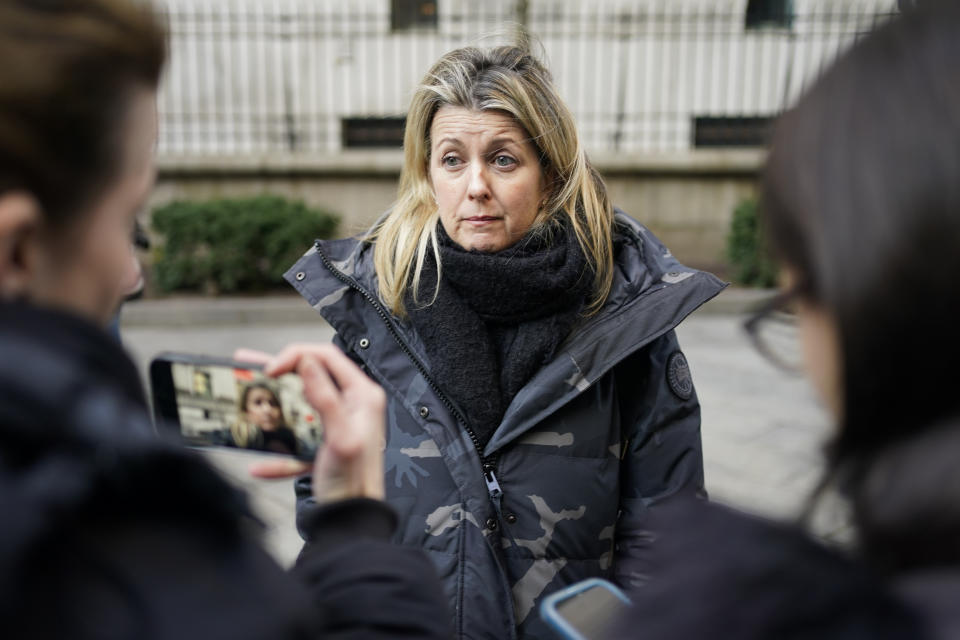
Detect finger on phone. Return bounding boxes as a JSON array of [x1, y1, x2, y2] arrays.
[[266, 342, 354, 378], [310, 345, 371, 391], [233, 348, 273, 365], [298, 354, 341, 416], [248, 458, 311, 479], [264, 343, 324, 376]]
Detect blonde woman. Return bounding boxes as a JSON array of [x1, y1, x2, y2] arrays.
[[287, 46, 725, 639]]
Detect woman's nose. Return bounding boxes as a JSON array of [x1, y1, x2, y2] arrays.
[[467, 165, 491, 201]]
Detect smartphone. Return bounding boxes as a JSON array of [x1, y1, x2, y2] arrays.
[[540, 578, 632, 640], [150, 352, 322, 460]]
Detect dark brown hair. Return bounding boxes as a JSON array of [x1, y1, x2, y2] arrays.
[[0, 0, 166, 224], [763, 1, 960, 467]]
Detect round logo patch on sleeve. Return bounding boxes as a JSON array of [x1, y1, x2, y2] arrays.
[[666, 351, 694, 400]]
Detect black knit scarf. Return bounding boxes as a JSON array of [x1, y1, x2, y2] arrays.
[[406, 219, 591, 448]]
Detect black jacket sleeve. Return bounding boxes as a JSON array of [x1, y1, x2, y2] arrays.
[[609, 499, 923, 640], [293, 498, 452, 640]]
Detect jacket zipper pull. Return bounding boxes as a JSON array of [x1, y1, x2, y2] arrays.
[[484, 466, 503, 502], [484, 466, 519, 548]]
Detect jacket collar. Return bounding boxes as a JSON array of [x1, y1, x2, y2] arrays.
[[490, 215, 725, 451]]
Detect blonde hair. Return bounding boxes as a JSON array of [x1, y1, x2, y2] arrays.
[[369, 45, 614, 317]]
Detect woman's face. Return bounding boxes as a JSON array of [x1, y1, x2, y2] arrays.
[[429, 106, 547, 252], [244, 387, 283, 431], [20, 88, 157, 326]]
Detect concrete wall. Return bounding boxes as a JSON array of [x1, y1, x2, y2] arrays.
[[150, 149, 761, 275], [151, 155, 404, 238], [601, 151, 761, 274]]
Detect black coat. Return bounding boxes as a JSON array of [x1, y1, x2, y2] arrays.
[[611, 483, 960, 640], [0, 303, 450, 639]]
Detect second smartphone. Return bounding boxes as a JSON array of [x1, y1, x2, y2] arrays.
[[150, 352, 322, 460]]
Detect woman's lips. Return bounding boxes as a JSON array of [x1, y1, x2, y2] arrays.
[[464, 215, 500, 224]]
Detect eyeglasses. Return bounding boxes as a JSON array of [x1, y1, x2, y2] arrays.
[[743, 288, 803, 373]]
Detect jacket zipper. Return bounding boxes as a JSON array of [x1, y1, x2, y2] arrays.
[[312, 242, 505, 512]]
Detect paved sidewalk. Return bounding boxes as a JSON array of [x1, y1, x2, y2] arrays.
[[121, 287, 840, 566]]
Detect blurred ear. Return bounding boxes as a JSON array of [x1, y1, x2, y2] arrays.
[[0, 191, 43, 301]]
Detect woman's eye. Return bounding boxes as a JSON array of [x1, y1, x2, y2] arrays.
[[493, 155, 516, 168], [442, 155, 461, 168]]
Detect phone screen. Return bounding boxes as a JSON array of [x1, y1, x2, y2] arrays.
[[541, 579, 632, 640], [151, 354, 322, 460]]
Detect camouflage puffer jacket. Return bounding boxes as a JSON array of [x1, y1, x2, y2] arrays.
[[285, 212, 726, 639]]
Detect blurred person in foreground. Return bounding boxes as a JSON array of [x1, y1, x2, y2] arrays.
[[283, 44, 725, 638], [611, 2, 960, 638], [0, 1, 447, 637]]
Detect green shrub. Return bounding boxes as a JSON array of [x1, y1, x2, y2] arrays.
[[151, 195, 339, 293], [725, 198, 778, 288]]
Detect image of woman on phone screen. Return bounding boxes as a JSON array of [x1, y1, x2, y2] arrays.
[[231, 382, 300, 456]]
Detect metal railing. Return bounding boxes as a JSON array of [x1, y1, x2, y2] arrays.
[[156, 0, 897, 157]]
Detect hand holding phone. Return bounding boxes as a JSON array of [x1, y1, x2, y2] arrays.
[[151, 344, 387, 503], [261, 344, 387, 502]]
